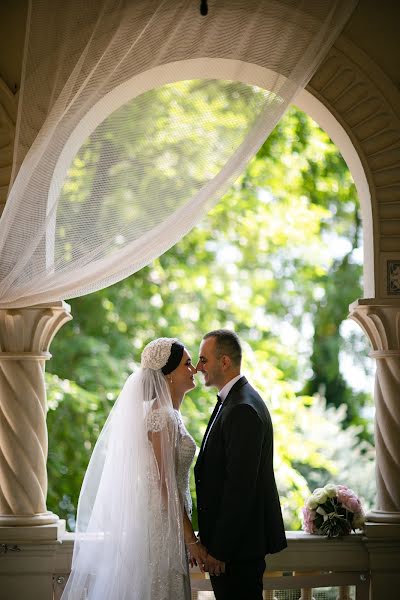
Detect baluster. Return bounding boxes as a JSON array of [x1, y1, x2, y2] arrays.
[[338, 585, 352, 600], [299, 589, 315, 600], [264, 591, 278, 600]]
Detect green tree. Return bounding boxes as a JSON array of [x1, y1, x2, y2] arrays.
[[47, 95, 374, 530]]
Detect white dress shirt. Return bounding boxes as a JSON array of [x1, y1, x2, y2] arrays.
[[218, 374, 243, 402]]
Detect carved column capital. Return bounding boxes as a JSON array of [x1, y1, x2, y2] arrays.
[[0, 301, 72, 358], [349, 298, 400, 357], [0, 302, 72, 527]]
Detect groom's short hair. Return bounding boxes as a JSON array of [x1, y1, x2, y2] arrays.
[[203, 329, 242, 367]]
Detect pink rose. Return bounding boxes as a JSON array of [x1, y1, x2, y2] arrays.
[[344, 495, 361, 513], [302, 507, 317, 533], [336, 486, 362, 513], [337, 487, 351, 503]]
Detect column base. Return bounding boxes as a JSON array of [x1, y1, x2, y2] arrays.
[[0, 511, 59, 527], [367, 509, 400, 524], [0, 518, 65, 544]]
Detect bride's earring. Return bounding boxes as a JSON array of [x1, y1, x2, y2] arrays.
[[168, 376, 173, 384]]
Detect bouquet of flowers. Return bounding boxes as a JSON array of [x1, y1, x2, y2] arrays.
[[302, 484, 365, 537]]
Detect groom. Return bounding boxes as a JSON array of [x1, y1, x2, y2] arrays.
[[195, 329, 287, 600]]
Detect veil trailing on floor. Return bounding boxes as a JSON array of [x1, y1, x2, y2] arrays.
[[62, 367, 185, 600]]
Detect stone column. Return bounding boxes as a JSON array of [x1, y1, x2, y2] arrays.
[[349, 299, 400, 523], [349, 299, 400, 600], [0, 302, 72, 527]]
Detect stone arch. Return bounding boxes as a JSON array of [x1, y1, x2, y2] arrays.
[[0, 77, 17, 215], [307, 36, 400, 299], [295, 87, 373, 296], [2, 35, 399, 300]]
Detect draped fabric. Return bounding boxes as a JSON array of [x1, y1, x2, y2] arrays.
[[0, 0, 357, 308]]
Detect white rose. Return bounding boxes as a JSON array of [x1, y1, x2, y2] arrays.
[[313, 489, 328, 504], [324, 484, 338, 498], [306, 496, 318, 510]]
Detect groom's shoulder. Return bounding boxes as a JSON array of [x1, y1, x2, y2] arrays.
[[234, 377, 263, 401], [229, 378, 269, 417]]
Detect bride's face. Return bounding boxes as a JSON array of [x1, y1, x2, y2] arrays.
[[169, 349, 197, 394]]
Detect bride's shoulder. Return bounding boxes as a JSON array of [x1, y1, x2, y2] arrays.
[[146, 405, 176, 432]]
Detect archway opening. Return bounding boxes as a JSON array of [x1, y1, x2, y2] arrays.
[[45, 78, 376, 531]]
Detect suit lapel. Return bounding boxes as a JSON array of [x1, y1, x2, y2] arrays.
[[221, 376, 247, 408], [197, 376, 248, 463], [198, 397, 222, 456]]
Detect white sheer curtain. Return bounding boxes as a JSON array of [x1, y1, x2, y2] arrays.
[[0, 0, 357, 308]]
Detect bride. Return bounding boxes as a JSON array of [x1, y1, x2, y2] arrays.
[[61, 337, 207, 599]]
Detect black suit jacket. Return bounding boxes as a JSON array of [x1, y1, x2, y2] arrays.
[[194, 376, 287, 562]]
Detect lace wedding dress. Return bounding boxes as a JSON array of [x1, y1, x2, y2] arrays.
[[147, 406, 197, 600], [62, 341, 195, 600]]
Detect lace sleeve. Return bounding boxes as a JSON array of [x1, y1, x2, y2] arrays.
[[147, 407, 175, 433]]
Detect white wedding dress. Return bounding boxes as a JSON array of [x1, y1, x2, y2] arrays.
[[62, 364, 195, 600], [147, 406, 196, 600]]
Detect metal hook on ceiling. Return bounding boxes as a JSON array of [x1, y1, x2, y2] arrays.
[[200, 0, 208, 16]]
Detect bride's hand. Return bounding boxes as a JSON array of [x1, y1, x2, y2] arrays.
[[187, 540, 208, 572]]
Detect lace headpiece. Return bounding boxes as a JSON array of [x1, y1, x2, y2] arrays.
[[141, 337, 179, 370]]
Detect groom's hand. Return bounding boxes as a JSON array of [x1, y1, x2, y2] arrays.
[[205, 553, 225, 576]]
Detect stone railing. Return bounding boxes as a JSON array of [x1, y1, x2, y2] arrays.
[[52, 531, 370, 599]]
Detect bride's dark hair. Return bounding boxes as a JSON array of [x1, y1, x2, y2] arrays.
[[161, 341, 184, 375]]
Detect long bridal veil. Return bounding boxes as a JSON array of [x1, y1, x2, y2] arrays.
[[61, 368, 186, 600]]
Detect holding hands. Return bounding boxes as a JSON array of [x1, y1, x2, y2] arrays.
[[203, 553, 225, 576], [187, 538, 225, 576], [187, 537, 208, 572]]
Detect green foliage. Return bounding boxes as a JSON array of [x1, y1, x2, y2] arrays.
[[56, 80, 268, 263], [47, 98, 375, 531], [46, 374, 112, 530]]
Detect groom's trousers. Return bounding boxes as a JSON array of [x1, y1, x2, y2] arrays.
[[210, 557, 266, 600]]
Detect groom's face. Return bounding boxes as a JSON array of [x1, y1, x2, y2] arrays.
[[197, 337, 223, 389]]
